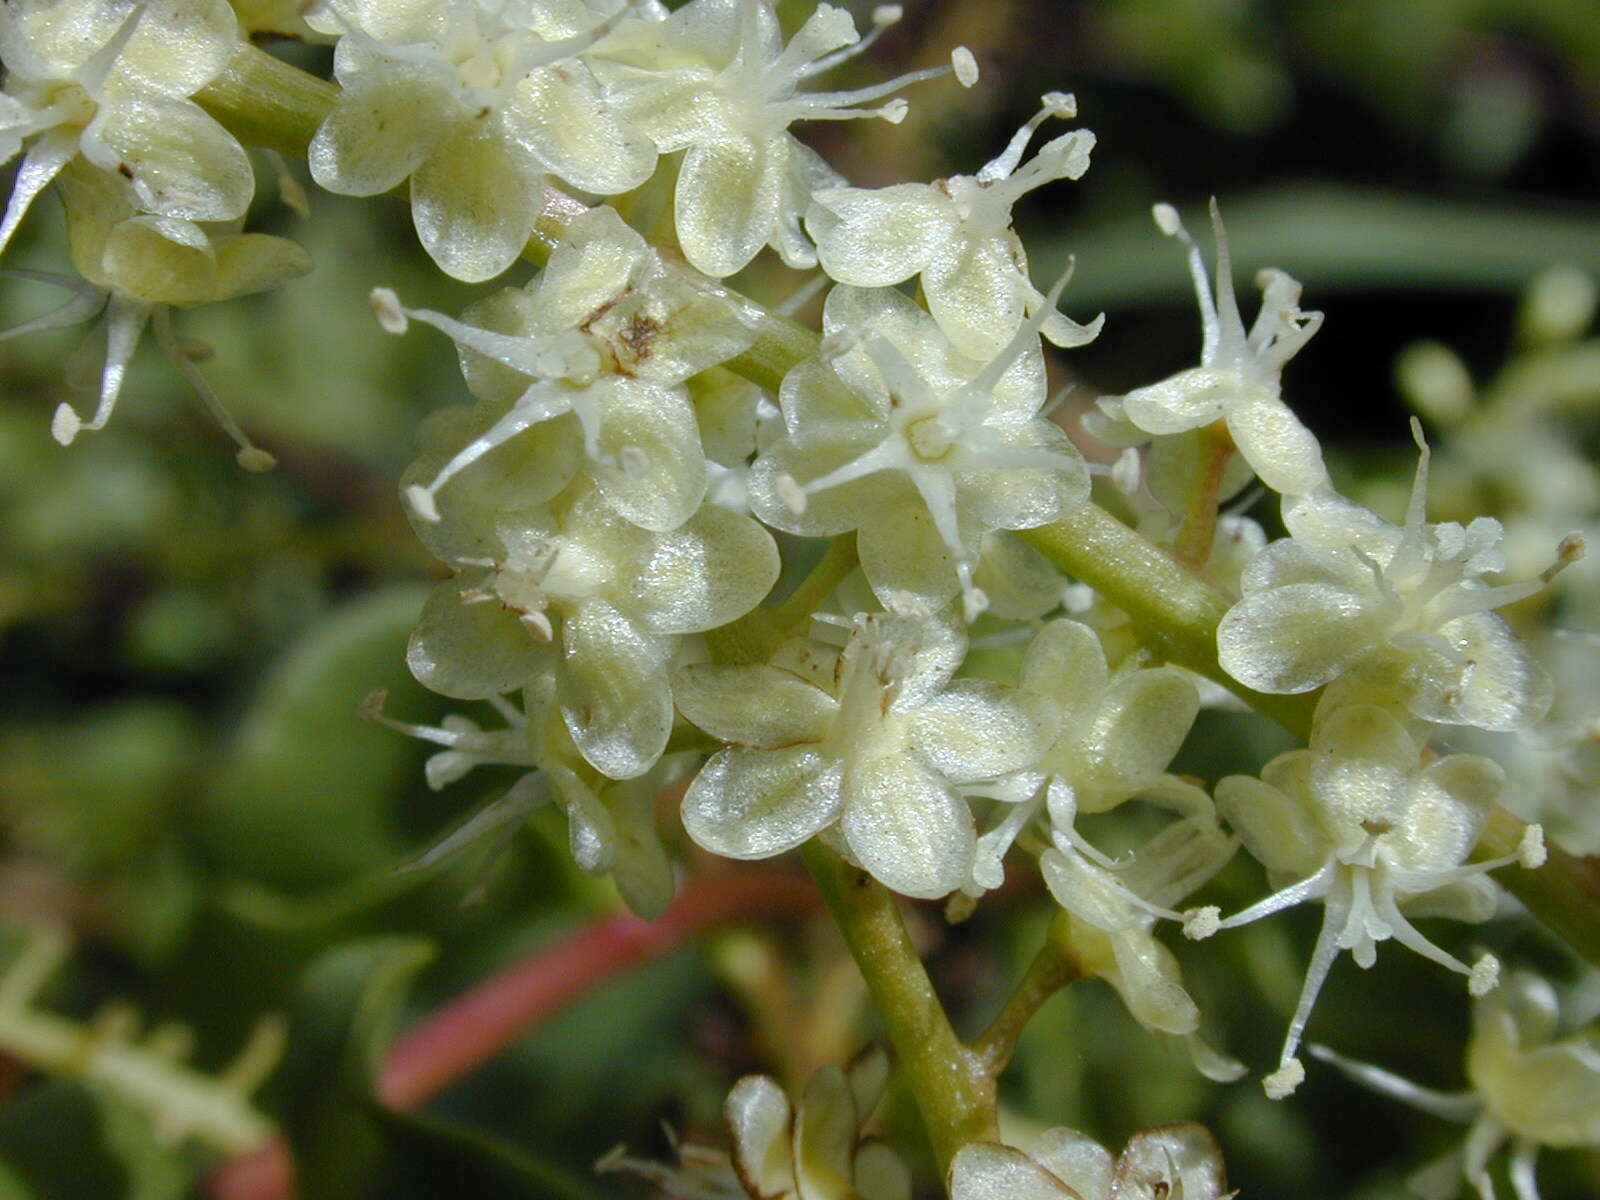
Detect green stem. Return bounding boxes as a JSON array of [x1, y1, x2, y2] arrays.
[[196, 44, 337, 158], [800, 843, 995, 1177], [971, 913, 1080, 1077], [1168, 422, 1236, 570]]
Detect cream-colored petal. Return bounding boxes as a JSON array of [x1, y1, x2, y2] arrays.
[[1073, 667, 1199, 797], [922, 232, 1028, 361], [807, 183, 950, 287], [1226, 392, 1327, 496], [100, 214, 219, 306], [1416, 611, 1552, 732], [911, 679, 1048, 782], [1120, 368, 1232, 436], [793, 1066, 856, 1200], [118, 0, 238, 94], [676, 134, 783, 277], [558, 597, 673, 779], [852, 1141, 911, 1200], [1309, 703, 1421, 834], [83, 95, 252, 221], [587, 378, 708, 532], [504, 63, 655, 195], [406, 577, 553, 699], [1114, 1125, 1228, 1200], [1028, 1128, 1112, 1200], [1214, 771, 1324, 879], [629, 502, 779, 633], [841, 754, 974, 899], [1216, 582, 1382, 694], [1396, 753, 1503, 871], [308, 69, 455, 195], [948, 1142, 1079, 1200], [726, 1074, 796, 1200], [1020, 618, 1110, 723], [210, 233, 313, 302], [681, 745, 844, 859], [674, 663, 836, 747], [411, 133, 543, 282]]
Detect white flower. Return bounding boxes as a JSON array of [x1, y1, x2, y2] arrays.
[[1, 0, 253, 257], [364, 685, 680, 917], [307, 0, 655, 280], [806, 92, 1102, 360], [747, 282, 1089, 621], [961, 618, 1203, 896], [592, 0, 965, 277], [676, 601, 1049, 899], [1205, 702, 1546, 1098], [1038, 778, 1245, 1082], [1107, 200, 1326, 496], [1217, 428, 1576, 732], [949, 1124, 1230, 1200], [601, 1047, 911, 1200], [405, 473, 778, 779], [6, 160, 307, 467], [1312, 972, 1600, 1200], [384, 205, 755, 532]]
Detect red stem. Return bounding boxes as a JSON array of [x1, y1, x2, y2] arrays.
[[205, 868, 818, 1200]]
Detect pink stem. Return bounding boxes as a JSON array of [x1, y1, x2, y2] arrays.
[[205, 868, 818, 1200]]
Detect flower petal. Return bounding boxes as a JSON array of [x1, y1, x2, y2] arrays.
[[628, 502, 779, 633], [406, 576, 553, 699], [83, 95, 252, 221], [841, 754, 974, 899], [807, 183, 949, 287], [676, 134, 783, 277], [948, 1142, 1078, 1200], [911, 679, 1048, 782], [308, 69, 455, 195], [587, 377, 708, 532], [1226, 392, 1327, 495], [726, 1074, 796, 1199], [558, 597, 673, 779], [674, 663, 836, 747], [1217, 582, 1382, 694], [681, 745, 844, 859], [411, 133, 543, 282], [505, 62, 655, 195]]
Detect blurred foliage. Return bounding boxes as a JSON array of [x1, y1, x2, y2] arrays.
[[2, 1, 1600, 1198]]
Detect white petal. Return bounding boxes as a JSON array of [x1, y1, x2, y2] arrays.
[[1120, 368, 1231, 435], [505, 62, 655, 195], [726, 1075, 796, 1199], [1226, 392, 1327, 496], [559, 598, 674, 779], [674, 663, 836, 747], [841, 754, 975, 899], [308, 70, 455, 195], [676, 134, 783, 277], [1027, 1128, 1113, 1200], [406, 577, 552, 699], [948, 1142, 1077, 1200], [910, 679, 1048, 782], [628, 502, 779, 633], [411, 133, 543, 282], [1216, 583, 1382, 694], [83, 96, 252, 221], [681, 745, 844, 859], [807, 183, 949, 287], [793, 1066, 856, 1200]]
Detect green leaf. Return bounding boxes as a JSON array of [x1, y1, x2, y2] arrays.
[[200, 586, 431, 890], [279, 937, 435, 1200]]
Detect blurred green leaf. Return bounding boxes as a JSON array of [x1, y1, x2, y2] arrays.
[[279, 936, 434, 1200], [1050, 185, 1600, 311], [200, 585, 431, 890], [374, 1108, 620, 1200]]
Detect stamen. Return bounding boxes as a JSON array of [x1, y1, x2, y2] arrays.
[[152, 306, 276, 471], [976, 92, 1076, 183], [1151, 202, 1220, 363], [795, 4, 902, 80]]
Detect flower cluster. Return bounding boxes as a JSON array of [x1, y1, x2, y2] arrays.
[[2, 0, 307, 461], [10, 0, 1595, 1194]]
